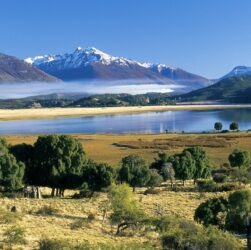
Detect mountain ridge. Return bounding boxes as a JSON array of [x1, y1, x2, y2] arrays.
[[0, 53, 59, 83], [25, 47, 211, 92]]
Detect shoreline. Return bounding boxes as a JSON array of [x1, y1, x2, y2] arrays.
[[0, 104, 251, 121]]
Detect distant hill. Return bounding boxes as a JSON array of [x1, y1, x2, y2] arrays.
[[0, 53, 59, 83], [178, 75, 251, 103], [0, 93, 174, 109], [25, 47, 211, 93]]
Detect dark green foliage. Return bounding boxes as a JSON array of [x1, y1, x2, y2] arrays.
[[118, 154, 151, 190], [159, 216, 241, 250], [197, 180, 216, 192], [212, 173, 227, 183], [178, 75, 251, 103], [70, 93, 175, 107], [183, 146, 211, 182], [0, 138, 24, 191], [82, 161, 114, 191], [214, 122, 223, 131], [9, 143, 34, 184], [228, 149, 250, 169], [147, 169, 163, 188], [194, 197, 229, 228], [150, 152, 172, 173], [32, 135, 86, 190], [229, 122, 239, 131], [225, 190, 251, 233], [172, 151, 195, 185]]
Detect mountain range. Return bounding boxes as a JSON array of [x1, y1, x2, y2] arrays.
[[1, 47, 251, 103], [178, 73, 251, 103], [0, 53, 58, 83], [24, 47, 211, 92]]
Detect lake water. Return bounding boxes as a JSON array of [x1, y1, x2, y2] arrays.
[[0, 108, 251, 134]]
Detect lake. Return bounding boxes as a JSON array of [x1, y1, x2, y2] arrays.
[[0, 108, 251, 134]]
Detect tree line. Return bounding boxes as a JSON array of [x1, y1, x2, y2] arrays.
[[0, 134, 250, 196]]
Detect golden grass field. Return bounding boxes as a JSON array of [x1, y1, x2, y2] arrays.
[[0, 132, 250, 249], [3, 132, 251, 166], [0, 187, 227, 250], [1, 104, 251, 121]]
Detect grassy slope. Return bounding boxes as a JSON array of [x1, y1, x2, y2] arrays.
[[179, 76, 251, 103]]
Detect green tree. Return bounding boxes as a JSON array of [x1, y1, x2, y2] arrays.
[[194, 197, 229, 229], [184, 146, 211, 183], [161, 162, 175, 189], [229, 149, 250, 169], [150, 152, 172, 173], [33, 135, 86, 196], [0, 139, 24, 191], [226, 190, 251, 233], [214, 122, 223, 132], [173, 151, 195, 185], [229, 122, 239, 131], [118, 154, 150, 191], [82, 161, 114, 191], [108, 183, 147, 235], [9, 143, 34, 184], [229, 149, 250, 185], [147, 169, 163, 188]]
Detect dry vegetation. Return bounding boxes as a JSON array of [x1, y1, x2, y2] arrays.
[[3, 132, 251, 166], [1, 132, 250, 249], [0, 187, 225, 250]]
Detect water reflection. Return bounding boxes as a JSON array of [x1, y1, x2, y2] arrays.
[[0, 108, 251, 134]]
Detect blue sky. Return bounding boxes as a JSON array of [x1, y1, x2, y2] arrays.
[[1, 0, 251, 78]]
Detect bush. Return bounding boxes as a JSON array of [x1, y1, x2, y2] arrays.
[[212, 173, 228, 183], [194, 197, 228, 228], [3, 226, 26, 246], [38, 239, 72, 250], [36, 206, 59, 216], [160, 217, 241, 250], [143, 187, 161, 195], [0, 209, 21, 224], [197, 180, 216, 192]]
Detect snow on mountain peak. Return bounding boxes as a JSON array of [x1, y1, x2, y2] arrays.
[[221, 65, 251, 79]]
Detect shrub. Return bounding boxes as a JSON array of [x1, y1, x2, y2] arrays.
[[36, 206, 59, 216], [194, 197, 228, 228], [0, 209, 21, 224], [3, 226, 26, 246], [212, 173, 228, 183], [225, 189, 251, 233], [143, 187, 161, 195], [197, 180, 216, 192], [38, 239, 72, 250]]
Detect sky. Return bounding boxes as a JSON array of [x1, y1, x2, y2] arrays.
[[1, 0, 251, 79]]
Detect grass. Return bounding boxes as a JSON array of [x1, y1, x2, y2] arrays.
[[0, 132, 250, 248], [0, 187, 226, 249], [1, 104, 251, 121], [3, 131, 251, 166]]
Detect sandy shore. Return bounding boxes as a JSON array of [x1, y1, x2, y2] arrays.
[[0, 104, 251, 121]]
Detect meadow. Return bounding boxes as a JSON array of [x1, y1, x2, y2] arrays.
[[3, 131, 251, 166], [1, 132, 250, 249]]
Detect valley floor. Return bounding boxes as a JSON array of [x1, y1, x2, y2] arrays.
[[1, 104, 251, 121], [3, 132, 251, 166]]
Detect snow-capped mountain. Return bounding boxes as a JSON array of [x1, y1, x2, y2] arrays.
[[221, 66, 251, 79], [25, 47, 211, 92], [0, 53, 59, 83]]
